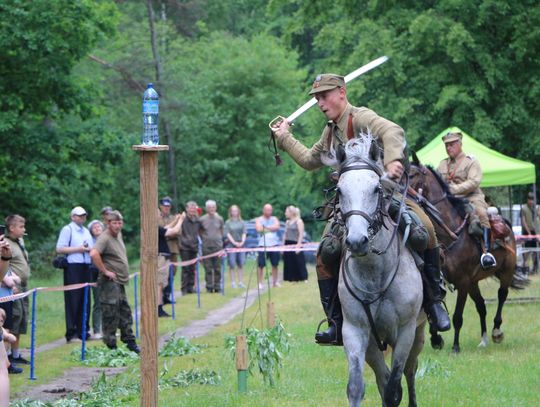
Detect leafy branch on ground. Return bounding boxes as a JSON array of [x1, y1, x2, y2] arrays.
[[12, 372, 139, 407], [159, 363, 221, 389], [159, 334, 202, 357], [70, 346, 139, 367], [415, 357, 451, 379], [225, 320, 291, 386], [14, 365, 220, 407]]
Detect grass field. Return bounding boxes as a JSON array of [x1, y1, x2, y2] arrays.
[[11, 263, 540, 406], [9, 259, 257, 396]]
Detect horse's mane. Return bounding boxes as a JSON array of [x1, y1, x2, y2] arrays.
[[425, 165, 468, 218], [341, 133, 383, 169]]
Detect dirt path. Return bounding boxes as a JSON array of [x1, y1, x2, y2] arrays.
[[14, 287, 263, 403]]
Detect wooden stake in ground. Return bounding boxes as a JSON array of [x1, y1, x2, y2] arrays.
[[236, 335, 248, 393], [133, 144, 169, 407]]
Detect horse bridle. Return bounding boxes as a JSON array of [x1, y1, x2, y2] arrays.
[[338, 161, 386, 241], [409, 164, 465, 242]]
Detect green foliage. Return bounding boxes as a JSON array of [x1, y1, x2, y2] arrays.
[[415, 357, 451, 379], [159, 334, 202, 357], [71, 345, 139, 367], [159, 364, 221, 388], [12, 372, 139, 406], [13, 367, 220, 406], [2, 0, 539, 256], [225, 321, 291, 386]]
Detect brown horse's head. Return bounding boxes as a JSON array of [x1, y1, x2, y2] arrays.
[[409, 152, 445, 201], [409, 152, 468, 218]]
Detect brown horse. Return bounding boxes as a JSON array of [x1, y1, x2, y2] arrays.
[[409, 157, 528, 353]]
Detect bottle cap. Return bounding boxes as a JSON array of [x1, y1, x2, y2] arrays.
[[147, 83, 153, 88]]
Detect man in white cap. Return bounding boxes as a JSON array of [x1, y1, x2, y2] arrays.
[[56, 206, 94, 342]]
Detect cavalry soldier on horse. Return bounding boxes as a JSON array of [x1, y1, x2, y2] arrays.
[[437, 131, 497, 269], [271, 73, 451, 345]]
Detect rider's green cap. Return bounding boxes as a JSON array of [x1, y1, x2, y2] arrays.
[[309, 74, 345, 95], [442, 131, 463, 144]]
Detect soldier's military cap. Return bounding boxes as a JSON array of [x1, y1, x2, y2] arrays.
[[309, 74, 345, 95], [442, 131, 463, 144]]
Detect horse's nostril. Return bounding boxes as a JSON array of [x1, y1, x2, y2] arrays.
[[360, 236, 368, 246]]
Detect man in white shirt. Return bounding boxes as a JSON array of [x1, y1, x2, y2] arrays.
[[56, 206, 93, 342]]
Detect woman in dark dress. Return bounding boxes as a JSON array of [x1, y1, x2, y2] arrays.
[[283, 206, 308, 282]]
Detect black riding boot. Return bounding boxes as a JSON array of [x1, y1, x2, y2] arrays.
[[422, 248, 451, 332], [315, 278, 343, 346], [480, 228, 497, 269]]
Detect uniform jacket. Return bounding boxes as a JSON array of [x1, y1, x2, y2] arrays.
[[278, 103, 405, 169], [159, 213, 180, 254], [437, 152, 484, 200]]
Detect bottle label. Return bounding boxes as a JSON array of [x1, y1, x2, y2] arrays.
[[143, 100, 158, 114]]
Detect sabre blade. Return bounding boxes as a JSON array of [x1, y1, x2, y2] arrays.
[[285, 56, 389, 124]]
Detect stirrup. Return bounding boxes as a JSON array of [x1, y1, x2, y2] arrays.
[[480, 252, 497, 269], [315, 318, 341, 346]]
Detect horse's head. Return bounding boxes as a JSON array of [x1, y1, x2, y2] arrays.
[[337, 135, 384, 256], [409, 152, 446, 202]]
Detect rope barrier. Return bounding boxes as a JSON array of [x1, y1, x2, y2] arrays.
[[0, 241, 320, 380]]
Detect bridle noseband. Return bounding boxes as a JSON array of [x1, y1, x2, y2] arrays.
[[338, 160, 386, 242]]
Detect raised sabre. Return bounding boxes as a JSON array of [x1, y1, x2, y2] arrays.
[[268, 55, 389, 130]]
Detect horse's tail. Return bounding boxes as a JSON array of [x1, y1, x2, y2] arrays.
[[510, 268, 530, 290]]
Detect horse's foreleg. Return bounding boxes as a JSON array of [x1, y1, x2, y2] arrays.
[[468, 283, 488, 347], [492, 287, 508, 343], [404, 320, 426, 407], [452, 288, 468, 353], [343, 322, 368, 407], [385, 321, 416, 407], [365, 341, 390, 402]]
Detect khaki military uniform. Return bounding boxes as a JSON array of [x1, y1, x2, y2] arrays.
[[159, 213, 180, 260], [279, 103, 405, 169], [6, 236, 30, 335], [278, 103, 437, 279], [437, 152, 489, 228], [94, 230, 135, 347]]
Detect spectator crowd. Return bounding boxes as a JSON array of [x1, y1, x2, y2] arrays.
[[0, 197, 311, 398]]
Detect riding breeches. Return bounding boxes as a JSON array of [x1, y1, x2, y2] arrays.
[[468, 196, 490, 229], [405, 198, 438, 249]]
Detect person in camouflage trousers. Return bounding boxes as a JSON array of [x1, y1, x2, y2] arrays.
[[90, 210, 139, 353]]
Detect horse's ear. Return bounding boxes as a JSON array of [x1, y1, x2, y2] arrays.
[[369, 141, 380, 161], [411, 151, 420, 166], [336, 143, 346, 163]]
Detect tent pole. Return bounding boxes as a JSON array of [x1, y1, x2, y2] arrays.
[[507, 186, 512, 221]]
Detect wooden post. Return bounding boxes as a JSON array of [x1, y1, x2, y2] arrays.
[[236, 335, 248, 393], [267, 301, 275, 328], [133, 144, 169, 407]]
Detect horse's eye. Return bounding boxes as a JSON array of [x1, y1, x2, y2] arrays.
[[374, 185, 380, 194]]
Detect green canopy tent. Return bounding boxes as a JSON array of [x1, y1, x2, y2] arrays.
[[415, 126, 536, 187]]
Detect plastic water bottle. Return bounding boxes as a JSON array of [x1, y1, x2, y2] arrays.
[[142, 83, 159, 145]]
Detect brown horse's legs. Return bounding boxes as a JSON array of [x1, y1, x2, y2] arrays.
[[492, 287, 509, 343], [468, 283, 488, 346], [452, 288, 468, 353]]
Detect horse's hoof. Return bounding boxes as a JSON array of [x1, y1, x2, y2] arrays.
[[492, 328, 505, 343], [430, 334, 444, 350], [452, 345, 460, 354], [477, 333, 488, 348]]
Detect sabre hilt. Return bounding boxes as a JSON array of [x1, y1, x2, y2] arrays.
[[269, 128, 283, 166], [268, 115, 289, 166]]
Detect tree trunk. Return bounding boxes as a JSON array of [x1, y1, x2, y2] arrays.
[[146, 0, 179, 209]]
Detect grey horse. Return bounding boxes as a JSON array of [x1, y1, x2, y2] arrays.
[[336, 136, 426, 407]]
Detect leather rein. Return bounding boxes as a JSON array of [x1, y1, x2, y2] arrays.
[[409, 164, 469, 245]]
